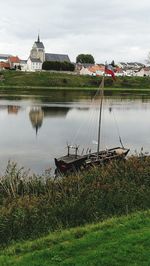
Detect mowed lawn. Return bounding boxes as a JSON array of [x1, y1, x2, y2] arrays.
[[0, 210, 150, 266]]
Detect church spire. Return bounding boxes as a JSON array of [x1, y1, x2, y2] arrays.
[[37, 34, 40, 43]]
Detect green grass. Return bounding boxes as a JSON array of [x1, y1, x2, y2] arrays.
[[0, 210, 150, 265], [0, 157, 150, 246], [1, 71, 150, 91]]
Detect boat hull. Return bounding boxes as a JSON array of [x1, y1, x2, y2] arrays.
[[55, 147, 129, 174]]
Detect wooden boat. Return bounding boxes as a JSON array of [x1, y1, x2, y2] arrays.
[[54, 74, 129, 174], [55, 145, 129, 173]]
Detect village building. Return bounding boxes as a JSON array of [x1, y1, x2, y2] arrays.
[[20, 60, 28, 71], [0, 62, 10, 70], [79, 64, 105, 76], [8, 56, 21, 69], [27, 57, 42, 72], [0, 55, 21, 70], [27, 35, 71, 71], [115, 67, 125, 77], [0, 54, 11, 70], [135, 67, 150, 77]]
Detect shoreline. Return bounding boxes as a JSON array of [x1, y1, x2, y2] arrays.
[[0, 85, 150, 92]]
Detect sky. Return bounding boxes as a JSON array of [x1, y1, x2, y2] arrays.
[[0, 0, 150, 64]]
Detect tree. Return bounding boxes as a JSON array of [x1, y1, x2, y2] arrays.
[[76, 54, 95, 64], [42, 61, 75, 71]]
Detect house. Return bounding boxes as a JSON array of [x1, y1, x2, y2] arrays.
[[89, 65, 105, 76], [134, 62, 145, 68], [115, 67, 125, 76], [27, 57, 42, 72], [79, 64, 105, 76], [0, 54, 11, 70], [75, 63, 93, 74], [126, 62, 145, 69], [80, 64, 94, 75], [117, 62, 127, 69], [0, 54, 22, 70], [20, 60, 28, 71], [135, 67, 150, 77], [8, 56, 21, 69], [0, 62, 10, 70]]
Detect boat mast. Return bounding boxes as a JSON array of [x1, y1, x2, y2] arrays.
[[97, 75, 105, 158]]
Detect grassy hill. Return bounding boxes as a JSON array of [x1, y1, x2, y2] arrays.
[[0, 210, 150, 266], [0, 70, 150, 91]]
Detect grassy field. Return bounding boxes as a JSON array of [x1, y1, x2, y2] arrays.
[[1, 70, 150, 91], [0, 210, 150, 266]]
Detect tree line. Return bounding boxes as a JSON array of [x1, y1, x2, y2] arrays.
[[42, 54, 95, 71], [42, 61, 75, 71]]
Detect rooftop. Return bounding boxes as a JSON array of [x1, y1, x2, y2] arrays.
[[45, 53, 70, 63]]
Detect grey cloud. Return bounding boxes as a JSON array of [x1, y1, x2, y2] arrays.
[[0, 0, 150, 62]]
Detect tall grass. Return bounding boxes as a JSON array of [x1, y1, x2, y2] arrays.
[[0, 156, 150, 246]]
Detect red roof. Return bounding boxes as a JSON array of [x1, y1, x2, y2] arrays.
[[9, 56, 20, 63], [0, 62, 10, 68], [88, 65, 105, 72]]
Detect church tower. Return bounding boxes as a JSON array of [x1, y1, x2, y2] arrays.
[[30, 34, 45, 63]]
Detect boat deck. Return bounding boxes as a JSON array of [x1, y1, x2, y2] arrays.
[[57, 154, 87, 164]]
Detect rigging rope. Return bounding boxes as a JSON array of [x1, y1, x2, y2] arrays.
[[70, 79, 103, 148], [112, 109, 124, 148]]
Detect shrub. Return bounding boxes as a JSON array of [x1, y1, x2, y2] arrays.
[[42, 61, 75, 71], [0, 157, 150, 245]]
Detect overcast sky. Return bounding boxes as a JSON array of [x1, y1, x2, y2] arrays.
[[0, 0, 150, 63]]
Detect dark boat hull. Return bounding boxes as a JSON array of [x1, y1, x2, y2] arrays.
[[55, 147, 129, 174]]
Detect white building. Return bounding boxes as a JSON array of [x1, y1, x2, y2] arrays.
[[20, 60, 28, 71], [27, 57, 42, 72], [27, 35, 71, 72], [135, 67, 150, 77]]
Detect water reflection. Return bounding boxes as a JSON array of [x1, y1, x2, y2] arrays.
[[8, 106, 21, 114], [29, 107, 44, 135], [0, 91, 149, 174], [41, 106, 70, 118], [0, 105, 21, 114]]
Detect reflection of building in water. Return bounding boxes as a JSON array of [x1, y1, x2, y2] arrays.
[[0, 105, 21, 114], [8, 105, 20, 114], [41, 106, 69, 117], [29, 107, 44, 135]]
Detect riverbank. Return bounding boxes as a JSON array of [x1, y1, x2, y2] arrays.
[[1, 70, 150, 91], [0, 156, 150, 246], [0, 210, 150, 266]]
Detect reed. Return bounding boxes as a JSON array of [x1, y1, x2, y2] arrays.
[[0, 156, 150, 246]]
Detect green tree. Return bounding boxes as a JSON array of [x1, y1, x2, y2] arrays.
[[76, 54, 95, 64], [42, 61, 75, 71]]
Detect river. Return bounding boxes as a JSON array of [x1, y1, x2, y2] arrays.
[[0, 90, 150, 174]]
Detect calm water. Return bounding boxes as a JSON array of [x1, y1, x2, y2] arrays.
[[0, 90, 150, 174]]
